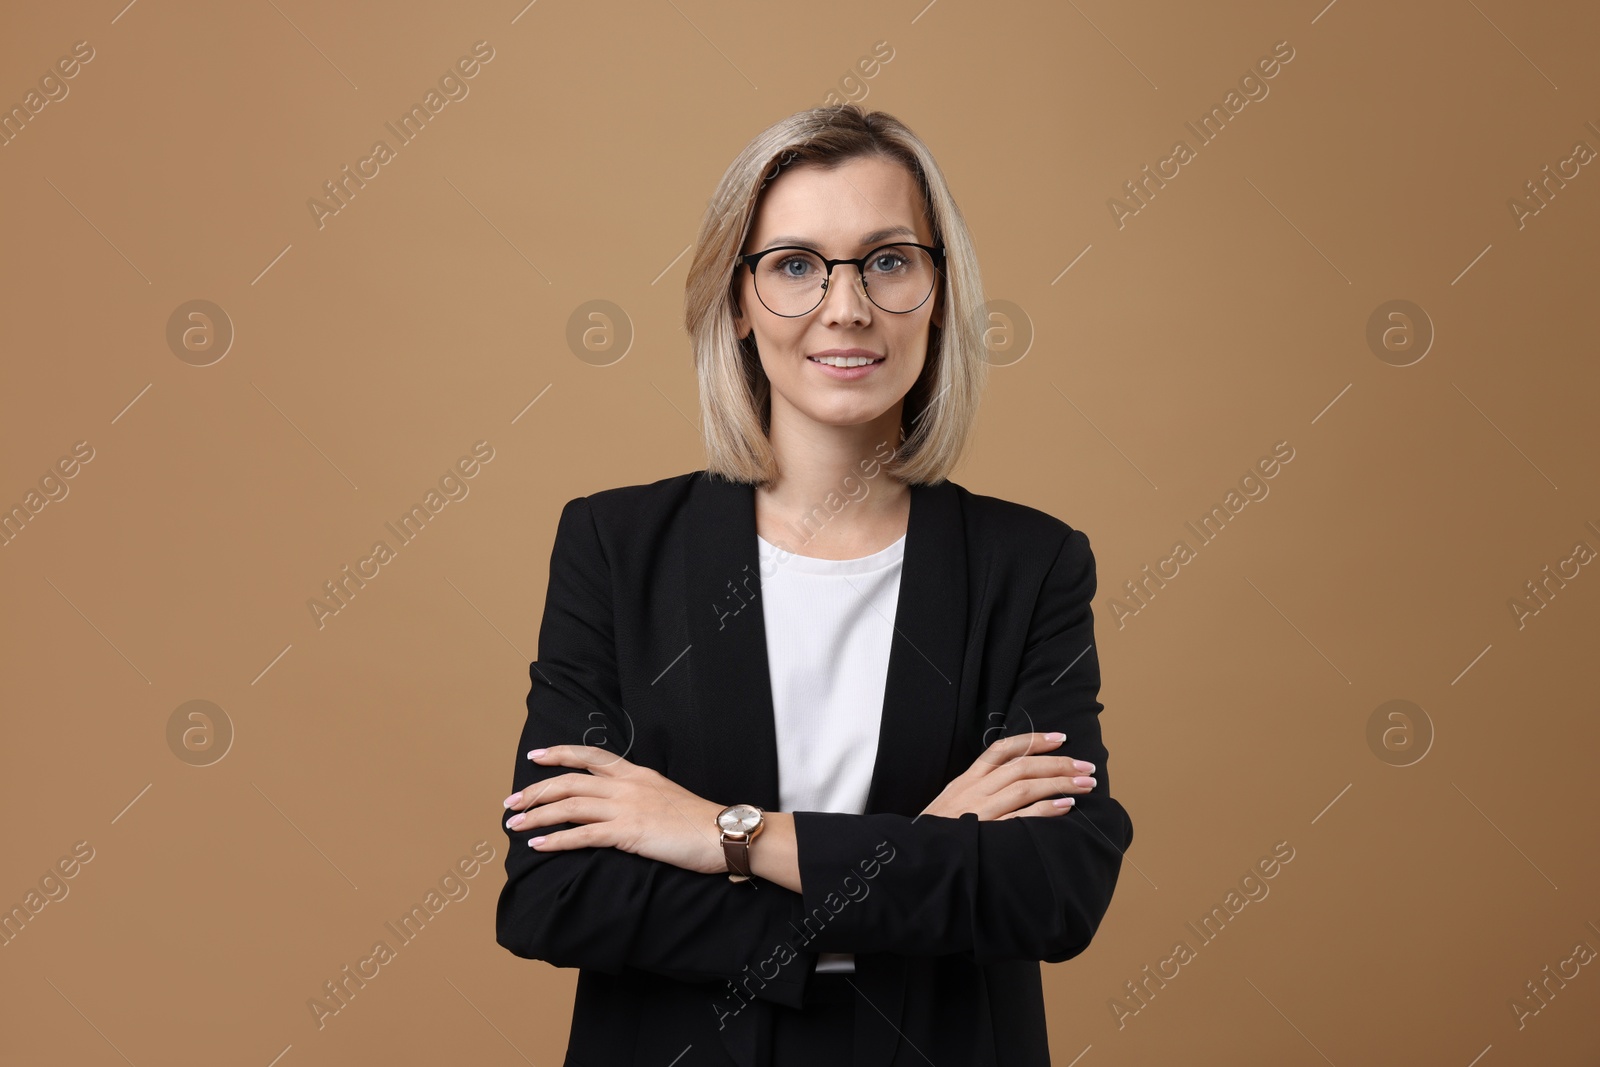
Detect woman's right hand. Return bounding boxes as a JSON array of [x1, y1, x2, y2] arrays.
[[918, 731, 1097, 821]]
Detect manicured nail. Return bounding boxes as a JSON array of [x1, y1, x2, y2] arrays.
[[1053, 797, 1075, 807], [528, 748, 547, 759], [1045, 732, 1065, 742], [505, 814, 522, 828], [1073, 760, 1095, 773], [529, 836, 547, 847], [503, 793, 520, 808]]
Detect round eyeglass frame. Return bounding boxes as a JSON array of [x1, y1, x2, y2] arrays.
[[737, 242, 947, 317]]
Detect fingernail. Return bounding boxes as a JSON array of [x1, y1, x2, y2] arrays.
[[528, 748, 547, 759], [503, 793, 520, 808], [1045, 732, 1065, 742], [1053, 797, 1075, 807], [1073, 776, 1096, 788], [506, 813, 522, 828], [1073, 760, 1095, 773], [529, 836, 547, 847]]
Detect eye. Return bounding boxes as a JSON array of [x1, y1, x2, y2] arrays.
[[869, 251, 908, 273], [772, 254, 816, 277]]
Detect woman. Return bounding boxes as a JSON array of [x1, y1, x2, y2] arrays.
[[497, 104, 1133, 1067]]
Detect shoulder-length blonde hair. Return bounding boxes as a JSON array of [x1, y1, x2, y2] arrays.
[[684, 104, 989, 487]]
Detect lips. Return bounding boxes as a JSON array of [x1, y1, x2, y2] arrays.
[[805, 353, 887, 380], [807, 356, 885, 366]]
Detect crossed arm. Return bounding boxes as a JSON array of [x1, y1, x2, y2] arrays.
[[494, 497, 1134, 1008]]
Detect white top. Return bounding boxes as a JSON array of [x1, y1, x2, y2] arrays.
[[756, 530, 907, 975]]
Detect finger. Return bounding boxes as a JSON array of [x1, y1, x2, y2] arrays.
[[527, 745, 600, 767], [1012, 752, 1095, 775], [528, 823, 607, 851], [996, 796, 1076, 820], [990, 756, 1097, 790], [504, 773, 612, 812], [508, 796, 606, 832], [978, 731, 1066, 771], [993, 775, 1090, 814], [529, 745, 633, 774]]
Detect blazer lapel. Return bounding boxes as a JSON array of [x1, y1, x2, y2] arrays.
[[863, 474, 967, 816], [683, 471, 784, 812], [682, 470, 968, 820]]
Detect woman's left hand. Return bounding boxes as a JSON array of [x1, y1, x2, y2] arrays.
[[504, 746, 727, 875]]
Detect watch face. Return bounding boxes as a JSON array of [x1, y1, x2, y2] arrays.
[[718, 804, 762, 833]]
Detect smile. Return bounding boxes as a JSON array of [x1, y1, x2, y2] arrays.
[[807, 356, 885, 368]]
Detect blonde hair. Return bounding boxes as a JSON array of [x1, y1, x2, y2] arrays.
[[683, 104, 990, 486]]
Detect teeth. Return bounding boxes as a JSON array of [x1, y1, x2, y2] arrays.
[[810, 356, 882, 367]]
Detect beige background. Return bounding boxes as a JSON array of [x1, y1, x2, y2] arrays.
[[2, 1, 1597, 1064]]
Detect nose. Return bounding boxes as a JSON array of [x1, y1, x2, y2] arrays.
[[819, 263, 872, 323]]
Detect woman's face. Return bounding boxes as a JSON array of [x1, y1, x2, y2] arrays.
[[732, 154, 944, 437]]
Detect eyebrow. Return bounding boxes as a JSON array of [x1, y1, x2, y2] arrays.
[[758, 225, 921, 252]]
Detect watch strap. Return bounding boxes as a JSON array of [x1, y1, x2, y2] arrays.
[[723, 835, 754, 882]]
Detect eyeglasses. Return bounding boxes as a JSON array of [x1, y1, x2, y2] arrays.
[[737, 242, 946, 317]]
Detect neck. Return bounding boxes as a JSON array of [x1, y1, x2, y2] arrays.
[[758, 408, 908, 547]]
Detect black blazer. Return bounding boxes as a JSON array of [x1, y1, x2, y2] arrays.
[[496, 469, 1134, 1067]]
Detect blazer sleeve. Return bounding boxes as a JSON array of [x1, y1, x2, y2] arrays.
[[790, 527, 1134, 964], [495, 496, 819, 1009]]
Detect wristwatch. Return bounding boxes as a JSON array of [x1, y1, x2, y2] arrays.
[[716, 803, 766, 882]]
